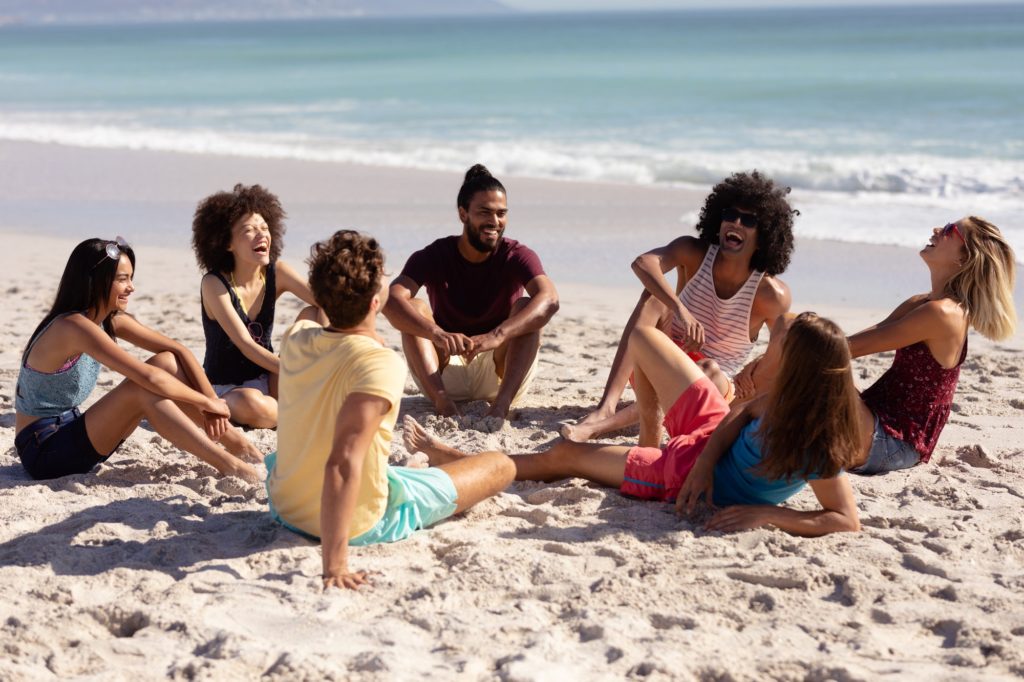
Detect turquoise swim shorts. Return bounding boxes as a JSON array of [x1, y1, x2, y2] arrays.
[[265, 452, 459, 545]]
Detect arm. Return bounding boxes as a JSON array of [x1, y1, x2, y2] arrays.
[[675, 399, 759, 515], [705, 475, 861, 536], [276, 262, 330, 326], [274, 259, 317, 305], [467, 274, 560, 357], [113, 314, 230, 440], [847, 297, 958, 360], [632, 237, 705, 350], [382, 275, 473, 356], [62, 315, 228, 418], [320, 392, 391, 590], [734, 308, 797, 402], [201, 274, 280, 374]]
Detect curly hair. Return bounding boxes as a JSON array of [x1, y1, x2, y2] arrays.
[[191, 184, 286, 273], [695, 171, 797, 275], [308, 230, 385, 329]]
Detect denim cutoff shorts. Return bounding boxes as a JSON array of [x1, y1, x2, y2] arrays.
[[852, 417, 921, 476], [14, 408, 111, 480]]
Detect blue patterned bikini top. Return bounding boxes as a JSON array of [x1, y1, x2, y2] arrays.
[[15, 314, 101, 417]]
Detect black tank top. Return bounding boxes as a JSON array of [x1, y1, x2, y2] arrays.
[[201, 263, 276, 385]]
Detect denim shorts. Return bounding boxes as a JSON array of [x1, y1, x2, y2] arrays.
[[265, 452, 459, 545], [14, 408, 109, 480], [852, 417, 921, 476]]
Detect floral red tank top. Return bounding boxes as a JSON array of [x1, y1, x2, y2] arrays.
[[861, 338, 966, 463]]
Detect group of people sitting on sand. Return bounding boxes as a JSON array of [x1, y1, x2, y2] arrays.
[[14, 165, 1018, 589]]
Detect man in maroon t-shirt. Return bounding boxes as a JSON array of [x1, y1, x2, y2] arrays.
[[384, 165, 559, 419]]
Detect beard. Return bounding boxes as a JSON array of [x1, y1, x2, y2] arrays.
[[464, 219, 502, 253]]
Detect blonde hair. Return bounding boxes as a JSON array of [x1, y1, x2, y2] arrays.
[[946, 216, 1017, 341]]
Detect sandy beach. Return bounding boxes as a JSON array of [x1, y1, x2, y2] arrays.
[[2, 143, 1024, 680]]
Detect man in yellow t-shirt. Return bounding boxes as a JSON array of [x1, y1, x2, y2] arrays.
[[267, 230, 516, 590]]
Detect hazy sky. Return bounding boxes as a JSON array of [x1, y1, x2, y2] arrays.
[[503, 0, 1023, 11]]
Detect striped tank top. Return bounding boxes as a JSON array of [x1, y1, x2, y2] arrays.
[[678, 244, 764, 376]]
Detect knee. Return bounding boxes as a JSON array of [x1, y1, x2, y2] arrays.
[[628, 325, 660, 353], [147, 351, 179, 373], [698, 358, 721, 375], [231, 391, 277, 427], [478, 451, 516, 485]]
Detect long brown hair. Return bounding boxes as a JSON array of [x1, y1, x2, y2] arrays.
[[757, 312, 863, 480]]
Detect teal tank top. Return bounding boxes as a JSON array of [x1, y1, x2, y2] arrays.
[[712, 418, 819, 507], [15, 315, 101, 417]]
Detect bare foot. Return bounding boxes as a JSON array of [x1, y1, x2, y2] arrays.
[[220, 427, 265, 463], [228, 461, 260, 483], [560, 407, 612, 442], [561, 402, 640, 442], [401, 415, 468, 466]]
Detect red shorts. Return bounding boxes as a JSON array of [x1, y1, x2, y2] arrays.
[[619, 376, 730, 502]]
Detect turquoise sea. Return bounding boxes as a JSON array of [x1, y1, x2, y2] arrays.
[[1, 3, 1022, 254]]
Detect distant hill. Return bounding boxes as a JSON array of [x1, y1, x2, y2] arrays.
[[0, 0, 512, 25]]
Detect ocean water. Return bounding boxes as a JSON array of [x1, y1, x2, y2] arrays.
[[1, 4, 1022, 256]]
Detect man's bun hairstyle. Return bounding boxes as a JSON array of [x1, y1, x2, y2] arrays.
[[457, 164, 507, 210]]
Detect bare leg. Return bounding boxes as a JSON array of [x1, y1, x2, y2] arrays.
[[487, 298, 541, 419], [402, 417, 514, 512], [148, 353, 264, 462], [699, 358, 730, 400], [633, 364, 664, 448], [84, 355, 258, 480], [511, 439, 631, 487], [438, 452, 516, 514], [223, 388, 278, 430], [404, 416, 629, 490], [628, 326, 706, 412], [561, 292, 667, 441], [401, 299, 460, 417]]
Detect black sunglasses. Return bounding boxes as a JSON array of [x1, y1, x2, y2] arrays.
[[722, 208, 758, 228]]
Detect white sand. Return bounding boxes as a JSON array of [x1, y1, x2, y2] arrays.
[[2, 146, 1024, 680]]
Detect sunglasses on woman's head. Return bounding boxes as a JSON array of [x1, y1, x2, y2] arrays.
[[93, 236, 131, 269], [722, 207, 758, 228], [942, 222, 966, 244]]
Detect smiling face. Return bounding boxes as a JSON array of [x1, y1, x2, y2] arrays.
[[106, 254, 135, 314], [718, 206, 759, 257], [228, 212, 272, 270], [459, 190, 507, 254], [921, 219, 968, 271]]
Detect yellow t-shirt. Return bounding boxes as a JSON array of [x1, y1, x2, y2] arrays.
[[269, 320, 407, 539]]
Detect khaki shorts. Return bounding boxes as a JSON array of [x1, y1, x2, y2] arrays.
[[412, 349, 538, 405]]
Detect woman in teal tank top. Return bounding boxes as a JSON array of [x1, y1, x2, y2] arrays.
[[14, 238, 261, 481], [405, 312, 866, 537]]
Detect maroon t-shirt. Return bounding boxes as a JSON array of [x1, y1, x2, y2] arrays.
[[400, 236, 545, 336]]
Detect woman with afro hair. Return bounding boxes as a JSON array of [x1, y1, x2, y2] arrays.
[[192, 184, 324, 429], [563, 171, 796, 446]]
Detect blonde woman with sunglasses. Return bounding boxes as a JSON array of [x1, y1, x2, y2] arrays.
[[14, 238, 260, 481], [845, 217, 1017, 474]]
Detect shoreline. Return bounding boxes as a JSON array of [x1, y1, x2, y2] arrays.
[[3, 139, 1022, 328]]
